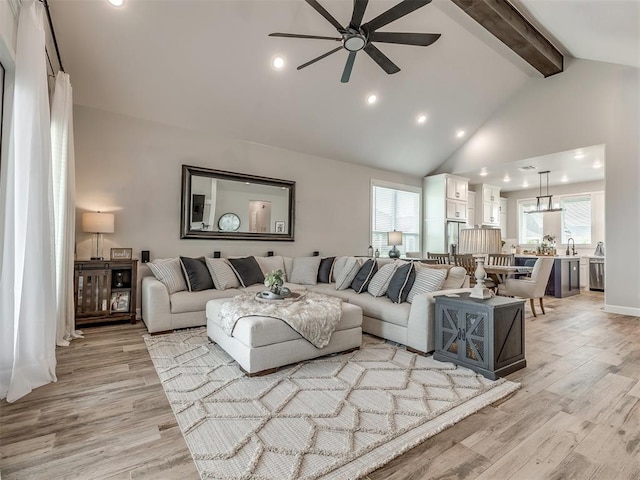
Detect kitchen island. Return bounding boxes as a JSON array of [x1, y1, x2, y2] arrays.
[[515, 255, 581, 298]]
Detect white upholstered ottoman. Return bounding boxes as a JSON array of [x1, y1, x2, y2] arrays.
[[206, 298, 363, 375]]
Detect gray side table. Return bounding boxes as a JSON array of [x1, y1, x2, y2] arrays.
[[434, 292, 526, 380]]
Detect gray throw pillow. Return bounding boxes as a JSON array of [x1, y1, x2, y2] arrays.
[[386, 263, 416, 303], [406, 266, 447, 303], [367, 262, 397, 297], [179, 256, 214, 292], [290, 256, 322, 285], [351, 259, 378, 293], [227, 256, 265, 288]]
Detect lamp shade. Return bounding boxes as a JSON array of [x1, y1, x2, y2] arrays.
[[387, 230, 403, 246], [82, 212, 114, 233], [459, 226, 501, 254]]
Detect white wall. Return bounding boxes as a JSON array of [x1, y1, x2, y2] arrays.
[[74, 105, 422, 261], [437, 58, 640, 316]]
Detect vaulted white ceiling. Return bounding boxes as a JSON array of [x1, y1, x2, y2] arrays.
[[49, 0, 638, 178]]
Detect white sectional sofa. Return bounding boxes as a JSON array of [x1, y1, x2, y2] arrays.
[[140, 256, 471, 354]]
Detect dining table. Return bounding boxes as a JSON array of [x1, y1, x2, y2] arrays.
[[484, 265, 534, 284]]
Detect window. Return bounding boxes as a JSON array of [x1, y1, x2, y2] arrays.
[[371, 181, 421, 257], [518, 199, 543, 245], [561, 194, 591, 244]]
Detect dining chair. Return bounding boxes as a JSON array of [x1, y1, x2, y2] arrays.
[[487, 253, 515, 266], [452, 254, 485, 286], [426, 253, 450, 264], [497, 257, 554, 317]]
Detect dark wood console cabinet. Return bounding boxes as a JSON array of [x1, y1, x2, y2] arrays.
[[74, 259, 138, 326]]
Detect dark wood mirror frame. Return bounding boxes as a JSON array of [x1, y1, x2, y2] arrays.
[[180, 165, 295, 241]]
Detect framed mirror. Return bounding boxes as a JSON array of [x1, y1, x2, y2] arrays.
[[180, 165, 295, 241]]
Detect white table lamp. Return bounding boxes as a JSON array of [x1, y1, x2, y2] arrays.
[[82, 212, 114, 260], [459, 226, 502, 299]]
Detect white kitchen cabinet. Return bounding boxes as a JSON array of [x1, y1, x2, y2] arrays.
[[446, 199, 467, 221], [475, 183, 501, 227], [424, 173, 469, 253], [482, 202, 500, 225], [500, 197, 507, 237], [467, 191, 475, 227], [446, 176, 468, 202]]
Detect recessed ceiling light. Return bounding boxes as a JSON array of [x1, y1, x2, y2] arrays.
[[367, 94, 377, 105], [561, 175, 569, 182], [574, 153, 585, 159], [108, 0, 124, 7], [522, 181, 529, 188], [417, 114, 427, 124], [272, 56, 285, 70], [456, 130, 465, 138], [593, 162, 603, 169], [503, 175, 511, 183], [479, 168, 488, 177]]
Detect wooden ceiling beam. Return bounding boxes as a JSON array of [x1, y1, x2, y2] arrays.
[[451, 0, 563, 77]]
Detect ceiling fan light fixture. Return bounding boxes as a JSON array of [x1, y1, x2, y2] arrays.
[[343, 33, 367, 52]]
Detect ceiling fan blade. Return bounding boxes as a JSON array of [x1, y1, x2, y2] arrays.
[[350, 0, 369, 28], [363, 0, 431, 32], [364, 44, 400, 74], [269, 33, 341, 41], [305, 0, 345, 31], [369, 32, 441, 46], [297, 46, 343, 70], [341, 51, 357, 83]]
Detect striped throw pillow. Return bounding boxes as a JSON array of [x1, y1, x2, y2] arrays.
[[290, 256, 322, 285], [335, 257, 361, 290], [147, 258, 187, 294], [205, 258, 240, 290], [407, 266, 447, 303], [367, 262, 397, 297]]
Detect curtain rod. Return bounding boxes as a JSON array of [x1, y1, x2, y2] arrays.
[[40, 0, 65, 72]]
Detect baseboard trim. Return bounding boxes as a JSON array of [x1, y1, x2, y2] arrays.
[[604, 304, 640, 317]]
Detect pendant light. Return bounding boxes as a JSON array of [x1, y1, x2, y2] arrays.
[[526, 171, 563, 213]]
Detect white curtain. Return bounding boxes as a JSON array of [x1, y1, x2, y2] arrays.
[[51, 71, 81, 347], [0, 0, 57, 402]]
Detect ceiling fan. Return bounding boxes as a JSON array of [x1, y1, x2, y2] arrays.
[[269, 0, 441, 83]]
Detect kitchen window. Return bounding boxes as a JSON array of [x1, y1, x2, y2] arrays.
[[371, 181, 421, 257], [517, 199, 543, 245], [561, 194, 592, 245]]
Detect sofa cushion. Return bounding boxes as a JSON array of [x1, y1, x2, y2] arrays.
[[205, 258, 241, 290], [367, 262, 397, 297], [228, 256, 265, 287], [310, 283, 359, 301], [335, 257, 361, 290], [317, 257, 336, 284], [179, 256, 214, 292], [386, 262, 416, 304], [255, 256, 287, 279], [290, 256, 322, 285], [351, 259, 378, 293], [347, 293, 411, 327], [407, 266, 447, 303], [283, 257, 294, 281], [170, 288, 240, 314], [441, 266, 467, 289], [147, 258, 187, 294]]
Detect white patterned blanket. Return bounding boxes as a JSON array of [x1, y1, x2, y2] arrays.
[[218, 291, 343, 348]]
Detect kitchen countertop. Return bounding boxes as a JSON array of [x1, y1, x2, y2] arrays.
[[515, 254, 582, 259]]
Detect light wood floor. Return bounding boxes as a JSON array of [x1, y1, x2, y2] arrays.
[[1, 291, 639, 479]]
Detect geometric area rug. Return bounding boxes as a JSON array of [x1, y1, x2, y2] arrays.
[[144, 328, 520, 480]]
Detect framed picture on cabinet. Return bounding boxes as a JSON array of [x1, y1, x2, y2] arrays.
[[110, 291, 130, 313]]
